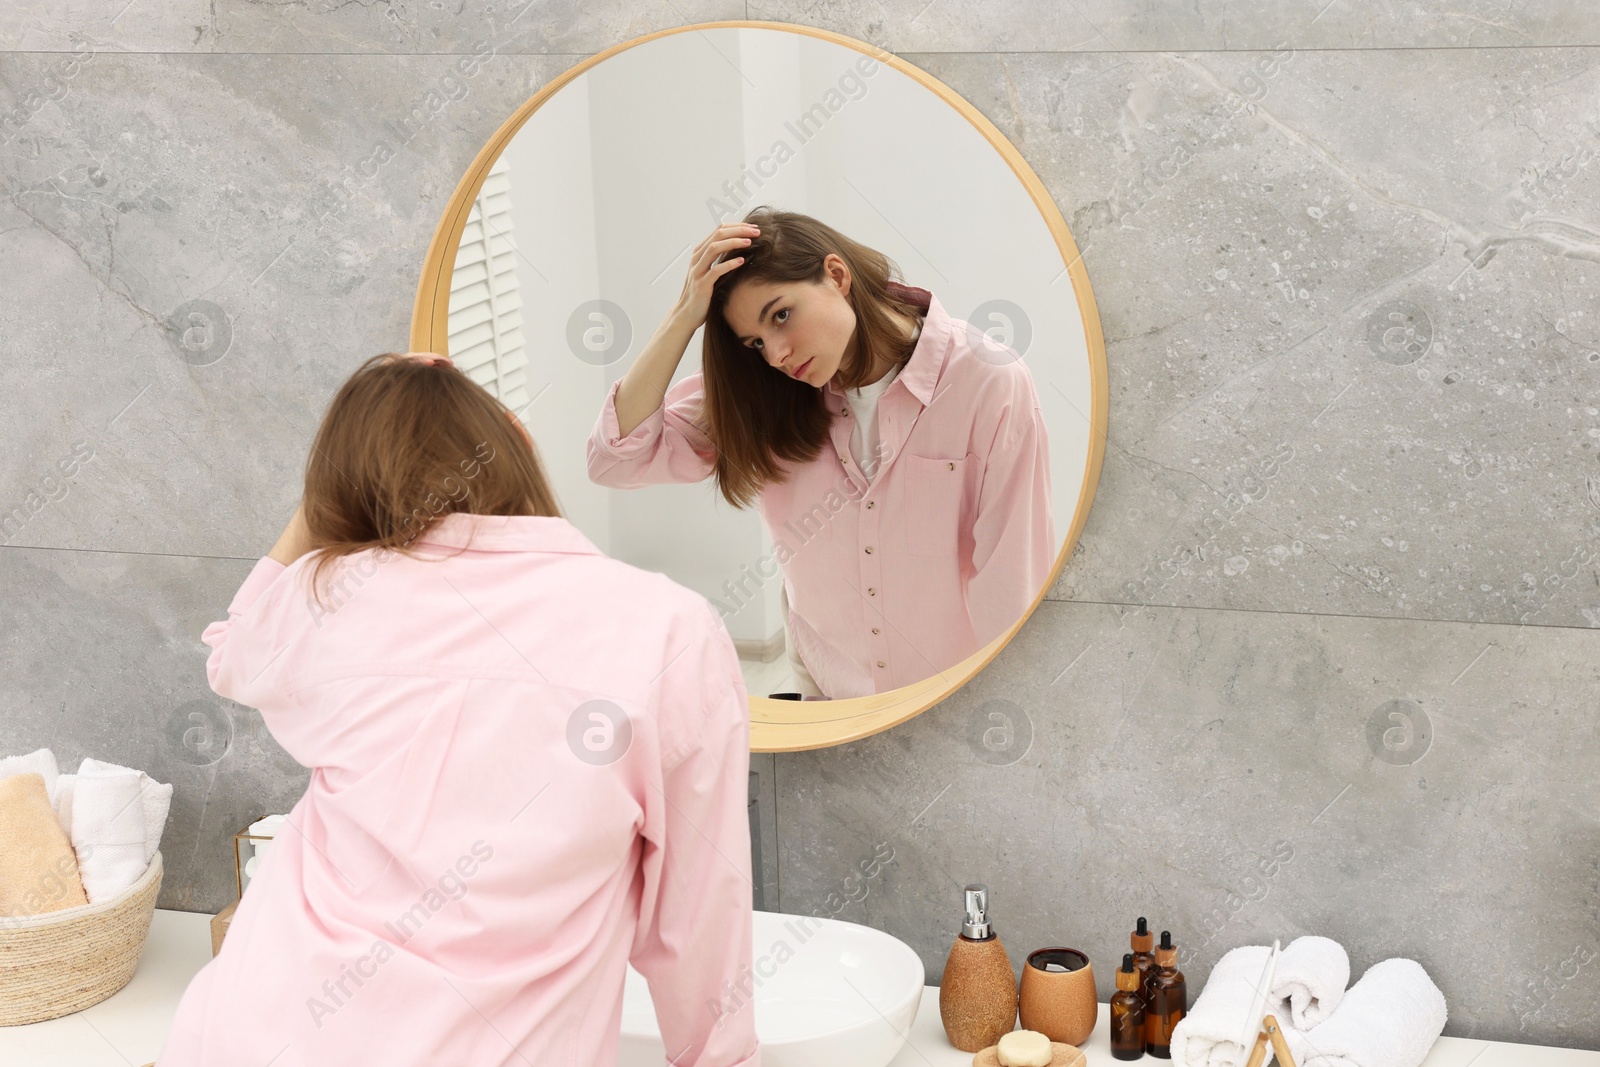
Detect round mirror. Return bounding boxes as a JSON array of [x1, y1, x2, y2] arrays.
[[410, 21, 1106, 751]]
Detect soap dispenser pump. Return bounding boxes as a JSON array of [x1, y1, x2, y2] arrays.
[[938, 884, 1018, 1052]]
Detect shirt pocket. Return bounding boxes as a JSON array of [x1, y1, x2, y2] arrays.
[[901, 452, 973, 558]]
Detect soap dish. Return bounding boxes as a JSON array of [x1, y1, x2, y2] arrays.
[[971, 1042, 1086, 1067]]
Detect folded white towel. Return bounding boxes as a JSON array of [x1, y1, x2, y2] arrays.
[[1283, 958, 1447, 1067], [77, 758, 172, 865], [70, 764, 149, 902], [1269, 935, 1350, 1030], [1171, 944, 1276, 1067], [0, 748, 60, 801]]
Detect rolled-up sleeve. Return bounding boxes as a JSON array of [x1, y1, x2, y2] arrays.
[[200, 556, 297, 714], [586, 373, 719, 489], [628, 598, 759, 1067], [966, 383, 1056, 648]]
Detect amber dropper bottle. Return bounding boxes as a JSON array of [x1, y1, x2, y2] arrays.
[[1144, 930, 1187, 1058], [1110, 953, 1147, 1060], [1130, 917, 1156, 1010]]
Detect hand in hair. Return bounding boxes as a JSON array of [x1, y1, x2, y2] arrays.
[[675, 222, 760, 329], [383, 350, 530, 447], [609, 223, 758, 439], [387, 351, 454, 367]]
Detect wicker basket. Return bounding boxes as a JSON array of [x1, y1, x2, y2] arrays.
[[0, 850, 164, 1026]]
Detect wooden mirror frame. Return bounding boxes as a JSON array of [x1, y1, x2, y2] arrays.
[[410, 20, 1108, 752]]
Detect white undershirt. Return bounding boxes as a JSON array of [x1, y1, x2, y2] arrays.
[[843, 316, 922, 482]]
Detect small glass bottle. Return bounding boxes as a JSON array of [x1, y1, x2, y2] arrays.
[[1144, 930, 1187, 1058], [1130, 917, 1157, 1011], [1110, 952, 1147, 1060]]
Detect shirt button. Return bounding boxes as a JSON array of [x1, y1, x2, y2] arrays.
[[871, 627, 880, 635], [864, 546, 873, 554], [877, 660, 886, 668], [947, 461, 955, 470], [866, 500, 874, 509], [868, 587, 876, 596]]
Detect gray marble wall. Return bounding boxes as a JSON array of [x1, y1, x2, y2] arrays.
[[3, 0, 1597, 1051]]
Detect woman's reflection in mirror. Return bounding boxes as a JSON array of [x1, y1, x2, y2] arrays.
[[588, 207, 1054, 701]]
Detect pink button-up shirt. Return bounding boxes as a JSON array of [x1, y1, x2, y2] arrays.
[[158, 512, 759, 1067], [587, 285, 1055, 699]]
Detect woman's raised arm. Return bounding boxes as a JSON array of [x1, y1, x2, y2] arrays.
[[612, 221, 758, 437]]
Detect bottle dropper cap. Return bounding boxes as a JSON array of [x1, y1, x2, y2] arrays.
[[1117, 952, 1140, 991], [1155, 929, 1177, 966], [1131, 915, 1153, 952]]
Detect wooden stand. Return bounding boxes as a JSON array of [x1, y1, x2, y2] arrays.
[[210, 899, 237, 957], [1243, 1012, 1298, 1067]]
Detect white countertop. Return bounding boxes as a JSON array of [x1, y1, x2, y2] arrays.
[[890, 989, 1600, 1067], [3, 909, 1595, 1066]]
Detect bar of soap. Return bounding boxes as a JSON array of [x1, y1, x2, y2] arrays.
[[996, 1030, 1052, 1067]]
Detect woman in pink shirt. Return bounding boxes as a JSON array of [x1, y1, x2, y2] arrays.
[[588, 208, 1056, 700], [156, 353, 760, 1067]]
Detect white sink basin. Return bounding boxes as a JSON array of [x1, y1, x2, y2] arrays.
[[618, 910, 926, 1067]]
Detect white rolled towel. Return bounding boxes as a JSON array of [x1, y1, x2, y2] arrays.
[[1171, 944, 1276, 1067], [1269, 935, 1350, 1029], [70, 764, 148, 902], [0, 748, 60, 800], [78, 758, 172, 864], [1282, 958, 1446, 1067]]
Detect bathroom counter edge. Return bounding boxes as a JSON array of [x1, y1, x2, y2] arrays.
[[1, 910, 1595, 1066]]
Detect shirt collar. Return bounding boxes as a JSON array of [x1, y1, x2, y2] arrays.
[[825, 283, 949, 408], [410, 511, 603, 555]]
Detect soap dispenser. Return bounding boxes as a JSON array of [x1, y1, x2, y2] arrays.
[[938, 884, 1018, 1052]]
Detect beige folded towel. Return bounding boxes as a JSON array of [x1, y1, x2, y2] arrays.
[[0, 772, 90, 919], [0, 747, 60, 800]]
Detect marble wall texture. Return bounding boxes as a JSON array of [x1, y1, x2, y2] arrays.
[[3, 0, 1597, 1051]]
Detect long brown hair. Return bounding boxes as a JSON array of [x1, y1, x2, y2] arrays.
[[299, 352, 562, 612], [702, 206, 928, 509]]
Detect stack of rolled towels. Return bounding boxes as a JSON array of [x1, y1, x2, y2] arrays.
[[1171, 935, 1447, 1067], [0, 747, 172, 920]]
